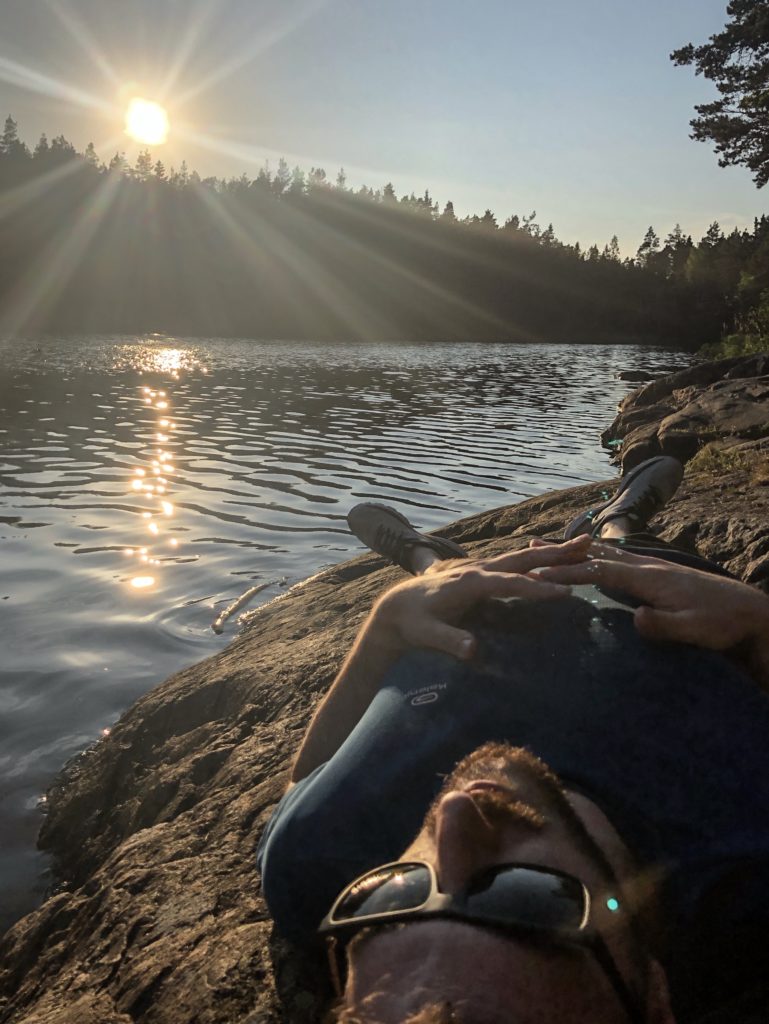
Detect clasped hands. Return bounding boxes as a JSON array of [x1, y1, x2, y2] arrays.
[[368, 535, 769, 684]]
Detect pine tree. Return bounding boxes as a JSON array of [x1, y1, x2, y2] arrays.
[[289, 165, 305, 196], [307, 167, 327, 190], [636, 226, 661, 267], [253, 164, 271, 193], [108, 151, 127, 175], [540, 223, 556, 246], [33, 133, 50, 160], [672, 2, 769, 187], [134, 149, 153, 181], [1, 115, 30, 164], [521, 211, 539, 237], [1, 115, 19, 154], [701, 221, 724, 248], [665, 224, 685, 248], [440, 200, 457, 222], [44, 134, 77, 167], [663, 224, 693, 277], [273, 157, 291, 195], [604, 235, 621, 261]]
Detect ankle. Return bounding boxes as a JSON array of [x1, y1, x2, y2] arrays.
[[410, 545, 442, 575], [599, 516, 635, 539]]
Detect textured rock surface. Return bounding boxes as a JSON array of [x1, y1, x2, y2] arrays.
[[603, 352, 769, 470], [1, 359, 768, 1024]]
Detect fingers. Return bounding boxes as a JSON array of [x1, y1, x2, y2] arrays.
[[536, 558, 658, 600], [527, 536, 592, 552], [535, 559, 617, 585], [634, 606, 705, 646], [407, 566, 573, 660], [586, 541, 673, 567], [484, 535, 591, 573], [414, 620, 476, 660], [463, 567, 572, 601]]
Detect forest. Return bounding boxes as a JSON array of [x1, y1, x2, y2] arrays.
[[1, 114, 768, 348]]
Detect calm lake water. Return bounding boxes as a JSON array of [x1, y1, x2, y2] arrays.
[[0, 336, 690, 928]]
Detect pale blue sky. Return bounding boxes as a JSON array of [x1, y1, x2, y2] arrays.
[[0, 0, 762, 253]]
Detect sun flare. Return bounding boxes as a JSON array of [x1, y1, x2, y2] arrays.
[[125, 98, 169, 145]]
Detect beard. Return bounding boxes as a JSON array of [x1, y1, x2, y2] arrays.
[[424, 742, 572, 838]]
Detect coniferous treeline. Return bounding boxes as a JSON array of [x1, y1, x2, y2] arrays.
[[1, 114, 767, 347]]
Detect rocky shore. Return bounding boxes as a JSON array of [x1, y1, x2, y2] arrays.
[[1, 354, 767, 1024]]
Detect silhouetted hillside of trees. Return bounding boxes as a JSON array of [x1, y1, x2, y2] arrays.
[[1, 115, 767, 347]]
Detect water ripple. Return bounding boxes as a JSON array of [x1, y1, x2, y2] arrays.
[[0, 335, 689, 928]]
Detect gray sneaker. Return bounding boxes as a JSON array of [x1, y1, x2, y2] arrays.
[[347, 502, 467, 573], [564, 456, 684, 539]]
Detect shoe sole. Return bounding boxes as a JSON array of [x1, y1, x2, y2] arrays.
[[347, 501, 413, 535], [347, 502, 467, 564]]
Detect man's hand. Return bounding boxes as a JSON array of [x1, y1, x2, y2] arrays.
[[537, 543, 769, 688], [369, 535, 591, 661], [291, 535, 590, 780]]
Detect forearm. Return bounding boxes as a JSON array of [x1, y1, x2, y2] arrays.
[[290, 549, 576, 782], [291, 606, 404, 782]]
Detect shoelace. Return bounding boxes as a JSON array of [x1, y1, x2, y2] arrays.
[[627, 484, 663, 523], [374, 522, 413, 561]]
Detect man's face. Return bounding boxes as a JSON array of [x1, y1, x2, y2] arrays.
[[340, 744, 675, 1024]]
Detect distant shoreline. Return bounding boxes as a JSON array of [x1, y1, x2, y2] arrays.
[[0, 331, 696, 348]]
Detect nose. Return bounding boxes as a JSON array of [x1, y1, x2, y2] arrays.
[[434, 790, 536, 894]]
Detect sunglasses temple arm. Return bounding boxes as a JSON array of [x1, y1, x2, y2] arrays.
[[591, 936, 646, 1024], [326, 935, 345, 999]]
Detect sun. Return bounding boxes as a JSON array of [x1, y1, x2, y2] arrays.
[[125, 98, 169, 145]]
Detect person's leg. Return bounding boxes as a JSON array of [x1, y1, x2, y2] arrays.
[[408, 545, 445, 574], [565, 456, 738, 576], [347, 503, 467, 576], [564, 456, 684, 541], [604, 535, 735, 577], [598, 518, 634, 540], [347, 456, 725, 581]]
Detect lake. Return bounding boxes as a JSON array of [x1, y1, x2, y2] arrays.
[[0, 336, 689, 928]]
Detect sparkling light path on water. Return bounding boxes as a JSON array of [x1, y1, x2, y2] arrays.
[[0, 337, 691, 927]]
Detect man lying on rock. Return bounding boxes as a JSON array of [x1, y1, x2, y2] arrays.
[[257, 456, 769, 1024]]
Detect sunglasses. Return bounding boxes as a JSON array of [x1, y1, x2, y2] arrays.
[[319, 860, 645, 1024]]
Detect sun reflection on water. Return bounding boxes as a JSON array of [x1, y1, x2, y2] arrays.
[[114, 343, 199, 376], [120, 344, 210, 591]]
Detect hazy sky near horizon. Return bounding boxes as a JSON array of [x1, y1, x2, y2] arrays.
[[1, 0, 763, 253]]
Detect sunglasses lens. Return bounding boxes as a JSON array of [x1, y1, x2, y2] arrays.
[[466, 866, 586, 930], [333, 863, 431, 922]]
